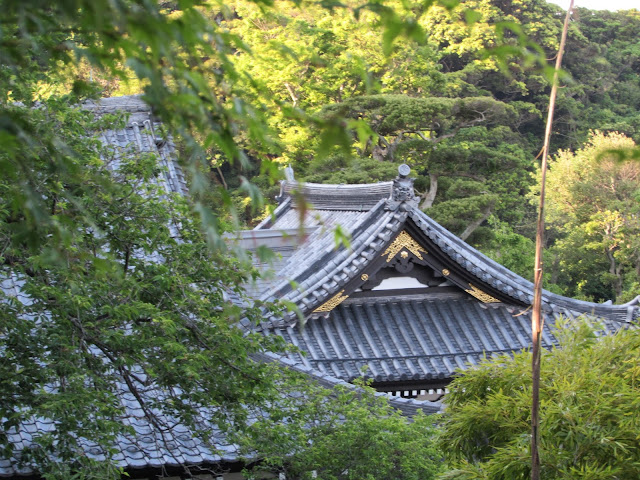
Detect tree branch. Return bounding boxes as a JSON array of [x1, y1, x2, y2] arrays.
[[459, 204, 493, 241]]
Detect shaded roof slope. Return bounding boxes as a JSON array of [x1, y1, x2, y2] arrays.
[[0, 343, 439, 478], [85, 95, 188, 198]]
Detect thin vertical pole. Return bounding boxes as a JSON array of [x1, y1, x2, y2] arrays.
[[531, 1, 574, 479]]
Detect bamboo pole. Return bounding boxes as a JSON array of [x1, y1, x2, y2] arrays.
[[531, 2, 574, 479]]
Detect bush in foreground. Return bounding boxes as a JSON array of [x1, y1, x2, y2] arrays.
[[439, 319, 640, 480]]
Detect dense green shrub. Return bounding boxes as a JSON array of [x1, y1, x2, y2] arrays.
[[439, 319, 640, 480]]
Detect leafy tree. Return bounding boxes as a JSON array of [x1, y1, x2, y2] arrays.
[[301, 156, 399, 185], [1, 0, 281, 244], [317, 95, 535, 242], [559, 8, 640, 148], [225, 0, 387, 110], [481, 218, 564, 293], [237, 375, 442, 480], [420, 0, 561, 99], [321, 94, 517, 163], [540, 131, 640, 302], [0, 99, 290, 478], [205, 0, 640, 236], [414, 0, 640, 154], [438, 318, 640, 480], [421, 125, 534, 240], [221, 0, 448, 172], [3, 0, 640, 476]]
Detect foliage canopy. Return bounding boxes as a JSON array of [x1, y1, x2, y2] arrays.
[[238, 375, 442, 480], [3, 0, 640, 477], [439, 319, 640, 480], [542, 131, 640, 302]]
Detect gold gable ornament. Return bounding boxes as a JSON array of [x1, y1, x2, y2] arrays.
[[465, 284, 500, 304], [381, 231, 427, 262], [313, 290, 349, 313]]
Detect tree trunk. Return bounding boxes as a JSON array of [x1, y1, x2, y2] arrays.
[[459, 205, 492, 241], [606, 248, 623, 298], [372, 144, 387, 161], [216, 166, 228, 190], [420, 174, 439, 209], [284, 82, 298, 107]]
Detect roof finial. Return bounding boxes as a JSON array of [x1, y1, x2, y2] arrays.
[[389, 164, 417, 207]]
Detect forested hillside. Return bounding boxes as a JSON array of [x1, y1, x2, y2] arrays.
[[207, 0, 640, 303]]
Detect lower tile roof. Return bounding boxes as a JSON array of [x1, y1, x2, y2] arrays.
[[0, 382, 238, 478], [1, 268, 439, 477], [268, 291, 622, 384]]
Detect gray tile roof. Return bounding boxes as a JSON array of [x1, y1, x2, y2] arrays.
[[407, 207, 640, 323], [256, 202, 407, 325], [257, 352, 441, 416], [279, 180, 393, 211], [257, 174, 640, 326], [84, 95, 158, 126], [254, 180, 393, 230], [0, 350, 438, 478], [1, 386, 239, 478], [254, 167, 640, 386], [268, 292, 622, 383], [255, 198, 375, 231], [0, 274, 440, 478], [87, 95, 189, 198], [227, 228, 313, 297]]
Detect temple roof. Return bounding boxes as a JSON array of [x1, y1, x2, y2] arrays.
[[272, 294, 541, 383], [252, 165, 640, 384], [0, 330, 438, 477], [85, 96, 189, 198]]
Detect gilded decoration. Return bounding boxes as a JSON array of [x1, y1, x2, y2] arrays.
[[361, 274, 369, 281], [381, 231, 427, 262], [465, 284, 500, 303], [313, 290, 349, 313], [442, 268, 450, 276]]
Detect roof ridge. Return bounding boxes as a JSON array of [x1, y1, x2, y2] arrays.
[[277, 179, 394, 211], [283, 180, 394, 188]]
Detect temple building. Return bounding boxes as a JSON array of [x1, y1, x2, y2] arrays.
[[239, 164, 640, 401]]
